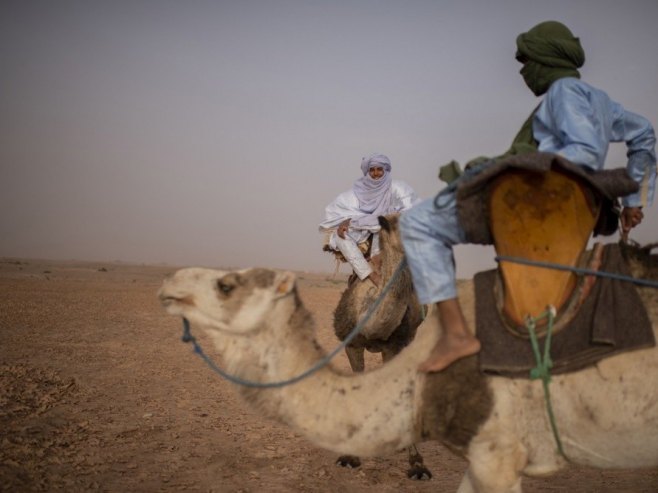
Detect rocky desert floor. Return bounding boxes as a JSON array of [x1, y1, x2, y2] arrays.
[[1, 257, 657, 492]]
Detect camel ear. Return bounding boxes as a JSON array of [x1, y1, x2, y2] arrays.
[[378, 214, 398, 232], [273, 271, 296, 298]]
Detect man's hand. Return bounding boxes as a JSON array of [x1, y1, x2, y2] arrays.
[[337, 219, 351, 239], [621, 206, 644, 235]]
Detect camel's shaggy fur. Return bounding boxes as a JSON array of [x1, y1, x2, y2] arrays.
[[159, 243, 658, 493], [333, 215, 424, 366], [619, 241, 658, 280]]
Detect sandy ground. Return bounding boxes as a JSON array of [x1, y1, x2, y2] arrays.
[[1, 257, 657, 492]]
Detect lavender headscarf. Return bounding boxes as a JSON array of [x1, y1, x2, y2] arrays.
[[352, 153, 393, 217]]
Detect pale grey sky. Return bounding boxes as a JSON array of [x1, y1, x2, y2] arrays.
[[1, 0, 657, 277]]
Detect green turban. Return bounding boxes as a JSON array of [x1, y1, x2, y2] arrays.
[[516, 21, 585, 96], [438, 21, 587, 178]]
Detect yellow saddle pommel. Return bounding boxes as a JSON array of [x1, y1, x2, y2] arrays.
[[489, 168, 600, 328]]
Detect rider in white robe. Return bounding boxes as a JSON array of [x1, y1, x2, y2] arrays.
[[319, 153, 419, 285]]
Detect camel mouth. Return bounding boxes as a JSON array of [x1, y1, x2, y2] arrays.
[[158, 292, 195, 309], [159, 295, 178, 306]]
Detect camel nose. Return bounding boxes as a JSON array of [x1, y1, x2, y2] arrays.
[[158, 277, 180, 304], [157, 284, 174, 305], [158, 278, 196, 308]]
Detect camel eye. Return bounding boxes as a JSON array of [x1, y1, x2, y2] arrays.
[[217, 272, 241, 296], [217, 280, 234, 295]]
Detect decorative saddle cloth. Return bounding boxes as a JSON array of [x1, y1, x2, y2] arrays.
[[474, 244, 655, 376]]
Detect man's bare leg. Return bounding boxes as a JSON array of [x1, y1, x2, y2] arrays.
[[418, 298, 480, 372]]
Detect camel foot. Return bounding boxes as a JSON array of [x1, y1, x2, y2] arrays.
[[418, 335, 481, 373], [407, 446, 432, 480], [407, 464, 432, 480], [336, 455, 361, 468]]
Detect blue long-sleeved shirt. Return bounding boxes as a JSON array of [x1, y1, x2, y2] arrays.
[[533, 77, 656, 207]]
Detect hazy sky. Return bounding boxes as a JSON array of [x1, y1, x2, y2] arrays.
[[2, 0, 657, 277]]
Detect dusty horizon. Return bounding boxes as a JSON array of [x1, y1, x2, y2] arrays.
[[2, 1, 657, 279]]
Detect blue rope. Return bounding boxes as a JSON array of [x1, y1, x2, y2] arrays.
[[495, 255, 658, 289], [181, 258, 408, 388], [432, 160, 490, 210]]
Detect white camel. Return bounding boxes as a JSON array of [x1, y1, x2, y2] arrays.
[[158, 248, 658, 493]]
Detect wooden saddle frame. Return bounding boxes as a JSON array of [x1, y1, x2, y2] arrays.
[[489, 167, 601, 329]]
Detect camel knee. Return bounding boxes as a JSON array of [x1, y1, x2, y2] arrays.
[[467, 457, 525, 492], [458, 468, 522, 493]]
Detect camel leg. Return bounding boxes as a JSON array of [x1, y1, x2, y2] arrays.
[[345, 345, 365, 373], [335, 454, 361, 469], [460, 436, 527, 493], [380, 345, 398, 365], [457, 468, 522, 493], [336, 345, 365, 469], [406, 444, 432, 480], [381, 349, 433, 481], [456, 472, 477, 493]]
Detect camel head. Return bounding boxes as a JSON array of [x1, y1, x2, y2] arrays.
[[619, 241, 658, 280], [159, 267, 297, 335]]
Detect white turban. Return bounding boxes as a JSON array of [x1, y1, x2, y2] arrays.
[[352, 152, 393, 219], [360, 153, 392, 175]]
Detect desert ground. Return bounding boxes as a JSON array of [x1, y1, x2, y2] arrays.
[[1, 257, 657, 492]]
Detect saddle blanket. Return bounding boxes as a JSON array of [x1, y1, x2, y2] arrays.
[[475, 244, 655, 377]]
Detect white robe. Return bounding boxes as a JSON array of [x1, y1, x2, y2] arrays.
[[319, 180, 419, 278]]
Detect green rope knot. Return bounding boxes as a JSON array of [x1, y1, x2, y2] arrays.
[[525, 307, 556, 381]]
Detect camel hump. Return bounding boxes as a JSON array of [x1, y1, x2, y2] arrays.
[[489, 167, 600, 328]]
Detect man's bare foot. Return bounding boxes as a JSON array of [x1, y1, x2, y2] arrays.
[[418, 334, 481, 372], [368, 270, 382, 287]]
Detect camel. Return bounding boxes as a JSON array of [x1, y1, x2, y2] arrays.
[[158, 242, 658, 493], [332, 214, 430, 478], [620, 241, 658, 279], [333, 215, 425, 372]]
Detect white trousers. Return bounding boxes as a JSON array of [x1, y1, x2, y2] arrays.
[[330, 230, 380, 280]]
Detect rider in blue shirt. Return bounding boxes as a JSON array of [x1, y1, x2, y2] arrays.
[[533, 77, 655, 209], [400, 20, 657, 373]]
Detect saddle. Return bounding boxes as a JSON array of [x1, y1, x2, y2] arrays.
[[454, 152, 640, 336], [322, 231, 373, 283], [463, 153, 654, 375], [488, 167, 600, 333]]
